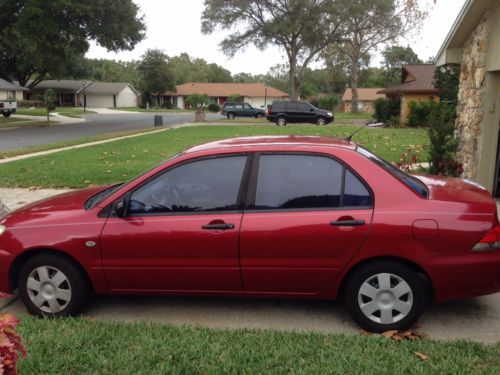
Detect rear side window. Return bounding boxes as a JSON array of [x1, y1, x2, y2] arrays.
[[253, 154, 371, 210]]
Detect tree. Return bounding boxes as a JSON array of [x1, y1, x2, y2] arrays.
[[43, 89, 56, 123], [0, 0, 145, 87], [328, 0, 426, 112], [168, 53, 233, 84], [137, 50, 175, 106], [382, 45, 423, 85], [187, 93, 210, 122], [201, 0, 343, 100]]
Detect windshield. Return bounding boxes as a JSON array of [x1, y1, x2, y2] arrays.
[[356, 146, 429, 198], [84, 183, 124, 209]]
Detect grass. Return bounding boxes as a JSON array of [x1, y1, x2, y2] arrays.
[[0, 116, 20, 124], [0, 120, 59, 129], [15, 107, 95, 117], [114, 107, 193, 113], [16, 316, 500, 374], [0, 125, 428, 188], [334, 112, 372, 120]]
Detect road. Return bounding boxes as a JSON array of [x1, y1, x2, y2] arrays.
[[0, 111, 221, 152]]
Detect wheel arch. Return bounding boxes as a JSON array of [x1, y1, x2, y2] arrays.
[[337, 256, 434, 300], [9, 247, 94, 292]]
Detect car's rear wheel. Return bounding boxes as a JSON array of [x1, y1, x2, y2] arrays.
[[255, 113, 263, 119], [316, 116, 326, 126], [18, 254, 90, 317], [2, 112, 11, 118], [344, 261, 426, 332], [227, 113, 235, 120], [276, 116, 287, 126]]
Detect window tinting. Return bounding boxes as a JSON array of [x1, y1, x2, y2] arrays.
[[297, 102, 311, 111], [254, 155, 343, 209], [129, 156, 247, 214], [344, 170, 371, 206]]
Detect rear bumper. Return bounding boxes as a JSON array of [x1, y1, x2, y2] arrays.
[[427, 250, 500, 301]]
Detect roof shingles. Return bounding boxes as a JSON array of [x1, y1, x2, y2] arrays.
[[164, 82, 288, 98], [378, 64, 438, 95]]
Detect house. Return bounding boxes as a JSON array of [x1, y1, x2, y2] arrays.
[[436, 0, 500, 196], [341, 88, 385, 113], [159, 82, 289, 109], [27, 80, 139, 108], [0, 78, 28, 101], [378, 65, 439, 124]]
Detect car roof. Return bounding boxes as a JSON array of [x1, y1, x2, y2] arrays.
[[184, 136, 356, 154]]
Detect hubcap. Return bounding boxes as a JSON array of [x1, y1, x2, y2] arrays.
[[358, 273, 413, 325], [26, 266, 72, 313], [277, 118, 285, 126], [317, 118, 325, 125]]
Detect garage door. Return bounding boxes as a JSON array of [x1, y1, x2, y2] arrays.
[[116, 87, 138, 107], [86, 94, 114, 108]]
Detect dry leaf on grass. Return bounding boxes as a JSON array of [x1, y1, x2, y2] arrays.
[[414, 352, 428, 361], [382, 330, 427, 341]]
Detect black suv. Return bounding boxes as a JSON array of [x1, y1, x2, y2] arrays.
[[266, 100, 334, 126], [221, 102, 266, 119]]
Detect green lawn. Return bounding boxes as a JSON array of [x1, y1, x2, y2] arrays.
[[0, 119, 59, 129], [16, 316, 500, 374], [15, 107, 95, 117], [0, 116, 20, 124], [0, 125, 428, 188], [114, 106, 194, 113], [334, 112, 372, 120]]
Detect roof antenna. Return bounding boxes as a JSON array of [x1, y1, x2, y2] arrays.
[[345, 123, 369, 142]]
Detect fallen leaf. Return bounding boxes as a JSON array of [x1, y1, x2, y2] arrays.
[[382, 330, 398, 338], [414, 352, 428, 361], [359, 329, 372, 336]]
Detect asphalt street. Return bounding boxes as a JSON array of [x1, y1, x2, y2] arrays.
[[0, 111, 221, 152]]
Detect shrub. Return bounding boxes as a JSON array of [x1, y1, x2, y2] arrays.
[[373, 97, 400, 123], [309, 95, 339, 111], [227, 94, 242, 103], [161, 102, 173, 109], [17, 100, 45, 108], [428, 102, 462, 176], [208, 103, 220, 112], [407, 101, 436, 128], [187, 93, 210, 122], [0, 309, 27, 375]]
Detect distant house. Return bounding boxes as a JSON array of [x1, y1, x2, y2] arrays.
[[159, 82, 289, 109], [341, 88, 385, 113], [435, 0, 500, 196], [27, 80, 139, 108], [378, 65, 439, 124], [0, 78, 28, 101]]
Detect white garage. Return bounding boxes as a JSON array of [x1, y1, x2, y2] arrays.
[[80, 82, 139, 108]]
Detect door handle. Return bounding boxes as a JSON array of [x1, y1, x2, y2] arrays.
[[202, 223, 235, 230], [330, 220, 365, 227]]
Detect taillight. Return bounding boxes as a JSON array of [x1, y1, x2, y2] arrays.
[[268, 107, 272, 115], [0, 103, 4, 108], [473, 224, 500, 251]]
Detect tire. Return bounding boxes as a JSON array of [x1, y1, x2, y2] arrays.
[[276, 116, 287, 126], [18, 253, 90, 317], [255, 113, 263, 119], [344, 260, 426, 332], [2, 112, 11, 118], [315, 116, 326, 126], [227, 113, 235, 120]]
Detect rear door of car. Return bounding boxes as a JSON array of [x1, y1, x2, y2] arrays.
[[239, 152, 373, 294], [99, 154, 250, 292]]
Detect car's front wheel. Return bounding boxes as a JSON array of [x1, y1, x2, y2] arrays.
[[276, 116, 287, 126], [344, 260, 426, 332], [18, 253, 90, 317], [2, 112, 11, 118], [315, 116, 326, 126]]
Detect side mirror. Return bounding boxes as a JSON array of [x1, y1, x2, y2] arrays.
[[114, 198, 128, 218]]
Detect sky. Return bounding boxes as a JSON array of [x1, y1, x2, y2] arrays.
[[86, 0, 468, 75]]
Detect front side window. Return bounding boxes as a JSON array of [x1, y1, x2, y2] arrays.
[[129, 156, 247, 214], [253, 154, 371, 210]]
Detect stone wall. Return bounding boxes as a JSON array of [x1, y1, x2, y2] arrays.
[[455, 12, 490, 180]]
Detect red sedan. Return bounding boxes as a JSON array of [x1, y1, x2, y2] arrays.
[[1, 136, 500, 332]]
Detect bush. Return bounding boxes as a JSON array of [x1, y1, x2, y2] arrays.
[[17, 100, 45, 108], [161, 102, 173, 109], [309, 95, 339, 111], [208, 103, 220, 112], [428, 102, 462, 176], [407, 101, 436, 128], [0, 310, 27, 374], [227, 94, 242, 103], [373, 98, 400, 123]]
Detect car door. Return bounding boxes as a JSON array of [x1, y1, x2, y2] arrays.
[[239, 153, 373, 294], [99, 155, 249, 292], [297, 102, 316, 122]]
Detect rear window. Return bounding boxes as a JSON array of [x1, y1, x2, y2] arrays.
[[357, 146, 428, 198]]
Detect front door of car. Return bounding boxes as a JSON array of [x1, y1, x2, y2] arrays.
[[242, 103, 253, 117], [239, 153, 373, 294], [99, 155, 249, 292]]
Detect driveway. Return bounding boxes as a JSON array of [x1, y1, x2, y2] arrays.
[[0, 111, 222, 152], [1, 189, 499, 344]]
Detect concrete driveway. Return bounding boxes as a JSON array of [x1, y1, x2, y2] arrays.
[[0, 189, 499, 344]]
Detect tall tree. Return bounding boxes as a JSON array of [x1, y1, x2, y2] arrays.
[[201, 0, 343, 100], [0, 0, 145, 88], [329, 0, 426, 112], [382, 45, 423, 85], [137, 50, 175, 106]]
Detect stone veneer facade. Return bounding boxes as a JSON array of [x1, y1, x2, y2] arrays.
[[455, 12, 491, 180]]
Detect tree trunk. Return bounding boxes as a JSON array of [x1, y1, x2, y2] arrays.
[[350, 59, 359, 114], [289, 52, 300, 101]]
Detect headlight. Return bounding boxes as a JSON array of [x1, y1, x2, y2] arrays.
[[327, 112, 333, 117], [0, 225, 6, 236]]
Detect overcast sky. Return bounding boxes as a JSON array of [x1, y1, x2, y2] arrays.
[[86, 0, 467, 75]]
